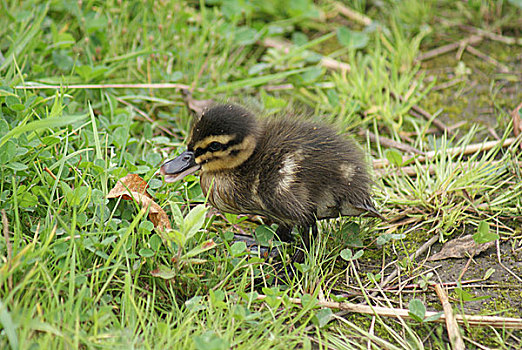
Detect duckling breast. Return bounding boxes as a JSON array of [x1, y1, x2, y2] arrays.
[[200, 172, 241, 214]]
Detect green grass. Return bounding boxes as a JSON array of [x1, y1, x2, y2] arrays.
[[1, 0, 522, 348]]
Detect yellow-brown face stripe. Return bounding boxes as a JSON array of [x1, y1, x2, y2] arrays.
[[197, 135, 256, 172], [193, 134, 235, 150]]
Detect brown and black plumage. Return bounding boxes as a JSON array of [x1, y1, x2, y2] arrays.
[[161, 103, 381, 259]]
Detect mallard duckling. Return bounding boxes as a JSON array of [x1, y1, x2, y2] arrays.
[[161, 103, 381, 260]]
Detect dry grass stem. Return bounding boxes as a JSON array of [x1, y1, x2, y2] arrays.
[[15, 82, 197, 90], [417, 35, 483, 61], [376, 160, 522, 178], [460, 25, 522, 45], [263, 84, 295, 91], [389, 91, 452, 134], [373, 137, 518, 169], [333, 1, 373, 26], [434, 284, 465, 350], [320, 56, 351, 72], [43, 167, 57, 180], [365, 130, 424, 155], [465, 46, 510, 73], [262, 37, 351, 72], [496, 240, 522, 283], [256, 294, 522, 329], [375, 164, 434, 177], [1, 209, 12, 290], [115, 97, 177, 137], [431, 78, 466, 92]]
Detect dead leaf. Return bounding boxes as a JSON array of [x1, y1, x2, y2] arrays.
[[428, 235, 495, 261], [107, 173, 151, 200], [106, 174, 171, 232], [181, 89, 214, 116]]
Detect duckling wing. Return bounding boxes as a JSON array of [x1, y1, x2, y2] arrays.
[[252, 160, 316, 226], [248, 117, 383, 223]]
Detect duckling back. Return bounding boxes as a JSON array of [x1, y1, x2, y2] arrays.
[[225, 115, 380, 226]]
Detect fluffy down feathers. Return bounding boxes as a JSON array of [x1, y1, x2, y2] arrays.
[[188, 104, 382, 226]]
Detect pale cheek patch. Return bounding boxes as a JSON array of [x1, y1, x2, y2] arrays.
[[339, 163, 354, 181], [202, 158, 232, 172]]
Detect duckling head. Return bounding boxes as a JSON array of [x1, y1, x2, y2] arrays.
[[161, 104, 258, 182]]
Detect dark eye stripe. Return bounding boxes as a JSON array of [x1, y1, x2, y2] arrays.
[[194, 137, 243, 157], [208, 141, 222, 151]]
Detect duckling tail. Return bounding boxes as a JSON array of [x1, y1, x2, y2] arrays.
[[357, 200, 385, 220]]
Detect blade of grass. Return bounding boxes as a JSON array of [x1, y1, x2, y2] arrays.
[[209, 68, 311, 93], [0, 114, 87, 147], [0, 3, 48, 72]]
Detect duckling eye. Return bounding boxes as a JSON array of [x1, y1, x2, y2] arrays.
[[208, 141, 223, 151]]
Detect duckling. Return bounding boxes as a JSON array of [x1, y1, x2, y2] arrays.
[[160, 103, 381, 262]]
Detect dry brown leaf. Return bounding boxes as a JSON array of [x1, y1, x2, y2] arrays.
[[181, 89, 214, 116], [107, 173, 151, 200], [511, 102, 522, 137], [107, 174, 171, 232], [428, 235, 494, 261]]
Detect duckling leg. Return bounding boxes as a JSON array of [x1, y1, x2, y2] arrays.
[[270, 224, 296, 280], [275, 224, 293, 243], [231, 224, 293, 260], [292, 223, 317, 263]]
